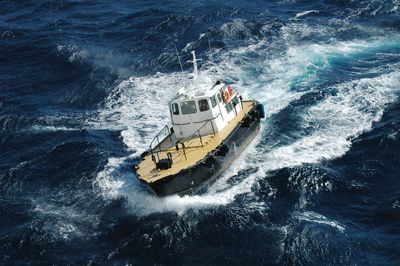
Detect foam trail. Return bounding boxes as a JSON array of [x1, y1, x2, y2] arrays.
[[197, 70, 400, 206], [30, 126, 79, 132], [295, 211, 346, 232], [92, 32, 400, 215], [89, 72, 187, 154], [252, 71, 400, 173], [294, 10, 319, 19], [124, 174, 259, 216], [206, 35, 399, 113], [94, 161, 265, 216]]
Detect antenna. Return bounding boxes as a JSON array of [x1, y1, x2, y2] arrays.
[[174, 43, 184, 73], [188, 51, 202, 91], [191, 51, 199, 78], [188, 51, 201, 79], [208, 38, 215, 64]]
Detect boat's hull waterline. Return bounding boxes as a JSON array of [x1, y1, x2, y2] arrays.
[[136, 103, 261, 196]]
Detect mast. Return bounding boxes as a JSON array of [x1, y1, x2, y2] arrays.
[[191, 51, 199, 79], [189, 51, 202, 91]]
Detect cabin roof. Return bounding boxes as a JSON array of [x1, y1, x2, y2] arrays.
[[170, 81, 225, 102]]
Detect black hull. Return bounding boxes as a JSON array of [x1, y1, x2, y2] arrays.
[[139, 103, 262, 197]]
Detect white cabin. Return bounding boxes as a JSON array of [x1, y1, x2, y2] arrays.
[[170, 82, 242, 140], [168, 51, 244, 140]]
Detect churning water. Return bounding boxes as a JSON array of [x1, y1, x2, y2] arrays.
[[1, 0, 400, 264]]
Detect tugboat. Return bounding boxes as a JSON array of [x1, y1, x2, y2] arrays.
[[133, 51, 265, 196]]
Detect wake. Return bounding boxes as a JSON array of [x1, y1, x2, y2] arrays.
[[90, 32, 400, 215]]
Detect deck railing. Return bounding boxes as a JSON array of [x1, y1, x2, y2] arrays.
[[149, 125, 173, 161], [175, 116, 217, 160], [148, 113, 221, 164]]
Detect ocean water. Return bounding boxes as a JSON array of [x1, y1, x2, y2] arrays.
[[1, 0, 400, 265]]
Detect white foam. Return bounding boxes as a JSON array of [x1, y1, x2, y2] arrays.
[[90, 72, 187, 155], [29, 125, 79, 132], [295, 211, 346, 232], [123, 167, 267, 216], [294, 10, 319, 19], [33, 201, 95, 241], [219, 19, 254, 39], [58, 43, 134, 77], [91, 31, 400, 215], [94, 157, 127, 198], [252, 71, 399, 173]]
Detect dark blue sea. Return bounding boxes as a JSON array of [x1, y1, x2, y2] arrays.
[[1, 0, 400, 265]]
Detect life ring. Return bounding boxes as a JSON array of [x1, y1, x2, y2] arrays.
[[222, 90, 230, 103]]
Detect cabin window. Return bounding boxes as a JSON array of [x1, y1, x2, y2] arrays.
[[210, 95, 217, 108], [216, 92, 222, 103], [225, 102, 233, 113], [180, 101, 197, 114], [198, 99, 210, 112], [231, 96, 239, 107], [171, 103, 179, 115]]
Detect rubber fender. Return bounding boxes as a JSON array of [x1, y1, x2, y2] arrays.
[[132, 164, 139, 172], [258, 103, 266, 119], [249, 113, 255, 121], [242, 115, 251, 127], [204, 155, 216, 167], [216, 144, 229, 157], [140, 151, 149, 159]]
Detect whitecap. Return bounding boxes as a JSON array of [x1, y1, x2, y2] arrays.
[[294, 211, 346, 232], [91, 31, 400, 216], [294, 10, 319, 19]]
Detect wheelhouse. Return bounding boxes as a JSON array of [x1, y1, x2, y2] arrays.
[[169, 82, 243, 139]]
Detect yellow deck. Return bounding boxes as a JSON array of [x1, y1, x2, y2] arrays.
[[137, 100, 254, 183]]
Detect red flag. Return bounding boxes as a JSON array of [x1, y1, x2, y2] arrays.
[[227, 85, 234, 96]]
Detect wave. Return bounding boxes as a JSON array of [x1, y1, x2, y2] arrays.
[[294, 10, 319, 19], [57, 43, 135, 78], [91, 22, 400, 215], [294, 211, 346, 232], [251, 71, 399, 170], [29, 125, 79, 132], [32, 200, 98, 241]]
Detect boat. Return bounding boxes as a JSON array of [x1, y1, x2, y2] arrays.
[[132, 51, 265, 196]]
